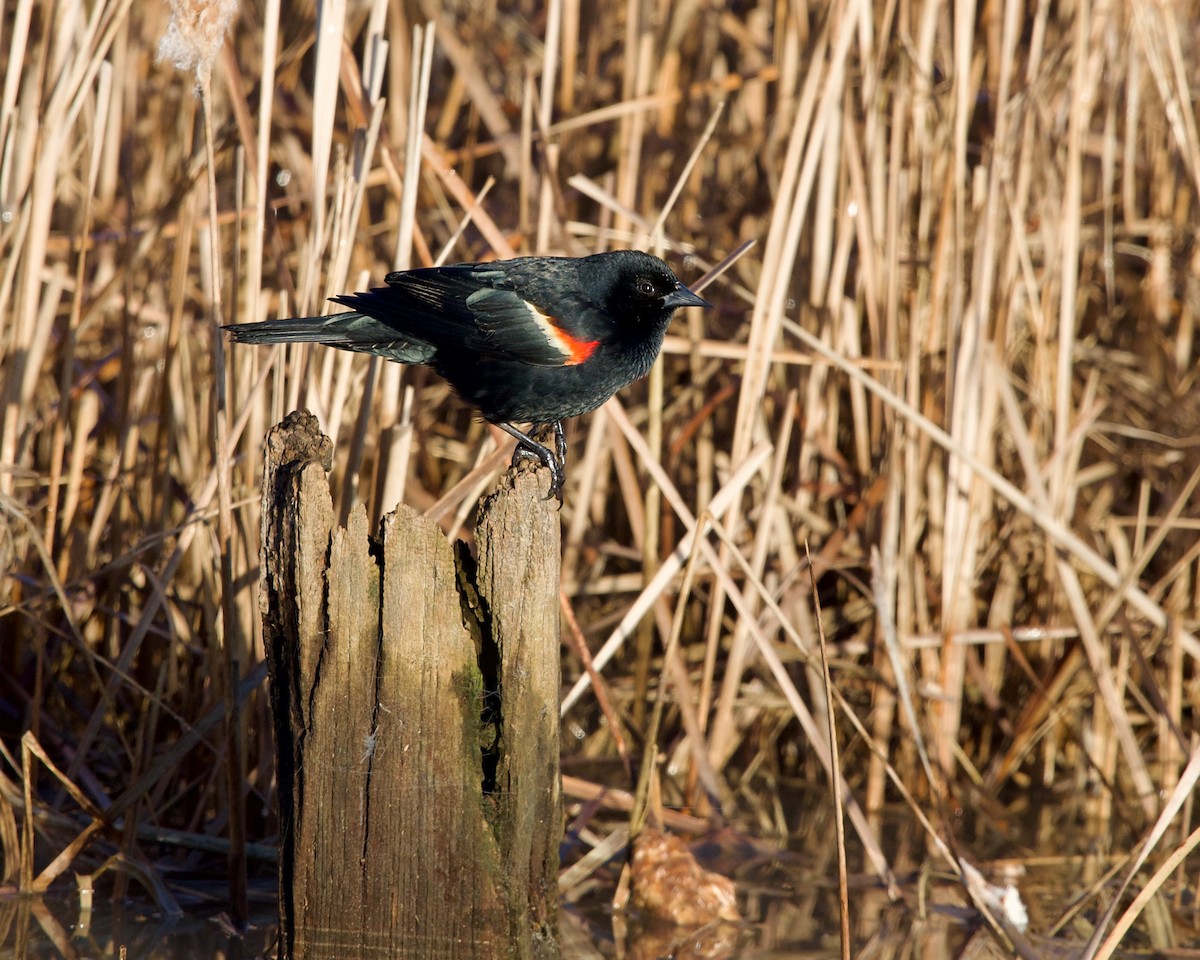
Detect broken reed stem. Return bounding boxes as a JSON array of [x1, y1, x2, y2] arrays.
[[807, 542, 850, 960]]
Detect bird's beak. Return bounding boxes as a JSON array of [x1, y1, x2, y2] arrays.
[[664, 284, 711, 310]]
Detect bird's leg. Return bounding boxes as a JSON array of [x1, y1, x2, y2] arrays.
[[498, 422, 564, 502], [525, 421, 565, 465], [552, 421, 567, 472]]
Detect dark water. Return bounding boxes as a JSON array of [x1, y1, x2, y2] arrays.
[[0, 893, 277, 960], [1, 886, 1032, 960], [5, 884, 843, 960], [3, 800, 1110, 960]]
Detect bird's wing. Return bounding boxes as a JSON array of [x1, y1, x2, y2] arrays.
[[332, 265, 600, 367], [462, 284, 600, 366]]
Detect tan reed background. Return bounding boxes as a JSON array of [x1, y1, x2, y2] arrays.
[[1, 0, 1198, 952]]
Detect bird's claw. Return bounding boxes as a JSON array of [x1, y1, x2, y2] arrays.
[[510, 442, 564, 503], [503, 421, 567, 504]]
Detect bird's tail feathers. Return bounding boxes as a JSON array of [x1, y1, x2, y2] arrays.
[[223, 313, 346, 344], [223, 312, 435, 363]]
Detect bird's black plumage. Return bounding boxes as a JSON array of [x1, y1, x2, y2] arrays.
[[224, 250, 710, 499]]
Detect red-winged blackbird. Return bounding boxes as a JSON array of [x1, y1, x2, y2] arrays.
[[224, 250, 710, 499]]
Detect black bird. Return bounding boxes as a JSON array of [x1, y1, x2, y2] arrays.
[[224, 250, 710, 500]]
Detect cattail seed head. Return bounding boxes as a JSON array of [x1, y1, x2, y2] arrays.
[[157, 0, 239, 89]]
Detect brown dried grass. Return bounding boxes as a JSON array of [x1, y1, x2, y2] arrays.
[[1, 0, 1198, 952]]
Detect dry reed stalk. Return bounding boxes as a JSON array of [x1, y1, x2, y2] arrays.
[[807, 543, 851, 960], [156, 0, 247, 917], [560, 437, 772, 714], [44, 61, 113, 559], [700, 517, 894, 888], [1084, 746, 1200, 959], [704, 7, 852, 774], [793, 321, 1200, 655]]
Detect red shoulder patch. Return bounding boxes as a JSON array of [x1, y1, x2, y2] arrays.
[[557, 328, 599, 365], [523, 301, 599, 365]]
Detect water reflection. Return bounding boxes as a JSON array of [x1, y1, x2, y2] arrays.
[[1, 891, 277, 960]]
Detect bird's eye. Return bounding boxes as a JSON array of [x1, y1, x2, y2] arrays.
[[635, 278, 658, 298]]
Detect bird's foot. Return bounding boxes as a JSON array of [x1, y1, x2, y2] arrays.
[[498, 421, 566, 503]]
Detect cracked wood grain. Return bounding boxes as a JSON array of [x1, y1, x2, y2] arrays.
[[261, 412, 560, 960]]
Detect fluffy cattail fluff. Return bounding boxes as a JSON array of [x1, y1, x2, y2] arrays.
[[156, 0, 239, 88]]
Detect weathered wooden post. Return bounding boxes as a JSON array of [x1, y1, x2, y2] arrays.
[[260, 411, 561, 959]]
